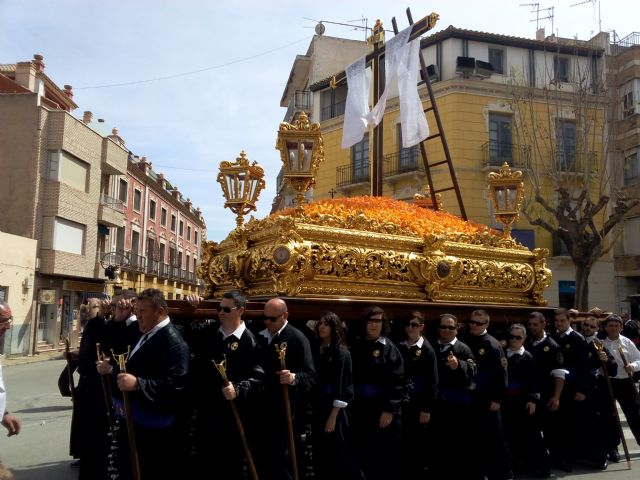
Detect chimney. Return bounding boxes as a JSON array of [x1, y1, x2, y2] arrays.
[[32, 54, 45, 72], [536, 28, 545, 41], [171, 186, 181, 199], [14, 61, 37, 91], [63, 85, 73, 99], [138, 156, 152, 175], [184, 198, 192, 210], [108, 127, 126, 146], [82, 111, 93, 124], [195, 207, 202, 220], [157, 172, 167, 190]]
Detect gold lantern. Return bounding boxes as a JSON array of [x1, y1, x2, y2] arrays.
[[275, 112, 324, 214], [487, 162, 525, 238], [217, 150, 265, 228]]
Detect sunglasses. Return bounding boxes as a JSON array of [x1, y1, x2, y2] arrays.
[[509, 334, 524, 340], [469, 320, 487, 326], [262, 314, 282, 322], [217, 306, 239, 313], [406, 322, 422, 328], [438, 325, 457, 331]]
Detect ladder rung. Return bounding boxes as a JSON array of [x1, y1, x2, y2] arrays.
[[425, 133, 441, 141], [428, 159, 449, 168], [434, 187, 456, 194], [423, 106, 434, 113]]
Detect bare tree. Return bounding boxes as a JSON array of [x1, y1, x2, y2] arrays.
[[507, 44, 638, 310]]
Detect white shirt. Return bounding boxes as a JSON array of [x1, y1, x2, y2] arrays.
[[220, 321, 246, 340], [437, 337, 458, 349], [401, 336, 424, 349], [602, 335, 640, 379], [129, 317, 171, 358], [507, 346, 525, 358], [259, 320, 289, 344], [126, 314, 137, 326]]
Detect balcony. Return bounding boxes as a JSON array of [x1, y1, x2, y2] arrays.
[[117, 249, 146, 273], [101, 137, 128, 175], [481, 141, 532, 169], [336, 164, 370, 188], [98, 194, 125, 228], [615, 255, 640, 277], [383, 149, 423, 179], [554, 148, 598, 174], [283, 90, 312, 122], [146, 259, 160, 276]]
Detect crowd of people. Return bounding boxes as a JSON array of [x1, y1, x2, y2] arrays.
[[55, 290, 640, 479]]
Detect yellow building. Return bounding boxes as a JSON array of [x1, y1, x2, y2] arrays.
[[277, 25, 617, 310]]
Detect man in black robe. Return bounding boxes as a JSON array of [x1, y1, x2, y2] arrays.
[[98, 288, 189, 480], [256, 297, 316, 480], [188, 290, 265, 479]]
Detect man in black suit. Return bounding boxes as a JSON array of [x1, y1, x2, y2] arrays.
[[188, 290, 265, 479], [257, 297, 316, 480], [98, 288, 189, 479]]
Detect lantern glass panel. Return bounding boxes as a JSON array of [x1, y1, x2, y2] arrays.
[[287, 141, 299, 172]]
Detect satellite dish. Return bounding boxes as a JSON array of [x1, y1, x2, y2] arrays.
[[315, 23, 326, 36]]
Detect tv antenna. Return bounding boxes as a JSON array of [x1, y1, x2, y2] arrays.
[[303, 17, 395, 41], [520, 3, 554, 33], [570, 0, 601, 33]]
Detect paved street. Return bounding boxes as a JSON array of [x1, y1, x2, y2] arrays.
[[1, 357, 639, 479]]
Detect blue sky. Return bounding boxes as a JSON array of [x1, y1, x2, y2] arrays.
[[1, 0, 636, 241]]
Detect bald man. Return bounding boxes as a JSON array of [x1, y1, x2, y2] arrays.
[[256, 298, 316, 480], [1, 303, 22, 478]]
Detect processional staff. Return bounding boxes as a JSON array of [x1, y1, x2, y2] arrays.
[[64, 337, 76, 402], [275, 342, 299, 480], [617, 342, 640, 402], [213, 355, 260, 480], [112, 347, 141, 480], [594, 340, 632, 470], [96, 343, 115, 433]]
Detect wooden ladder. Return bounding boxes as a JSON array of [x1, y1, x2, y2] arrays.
[[392, 8, 467, 220]]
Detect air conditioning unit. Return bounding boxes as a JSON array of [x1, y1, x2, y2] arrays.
[[426, 64, 440, 82], [456, 56, 475, 77], [475, 60, 494, 79]]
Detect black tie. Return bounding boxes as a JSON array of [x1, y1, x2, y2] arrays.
[[140, 333, 150, 346]]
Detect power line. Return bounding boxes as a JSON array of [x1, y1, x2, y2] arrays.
[[76, 35, 312, 90]]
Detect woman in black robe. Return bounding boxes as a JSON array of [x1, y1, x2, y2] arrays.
[[311, 311, 364, 480]]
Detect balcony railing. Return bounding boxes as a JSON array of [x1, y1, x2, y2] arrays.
[[284, 90, 312, 122], [554, 148, 598, 174], [146, 259, 159, 276], [481, 141, 532, 169], [116, 249, 146, 272], [336, 163, 370, 187], [100, 194, 125, 212], [383, 149, 423, 177], [320, 100, 346, 122]]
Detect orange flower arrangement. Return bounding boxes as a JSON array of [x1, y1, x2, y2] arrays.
[[272, 196, 499, 239]]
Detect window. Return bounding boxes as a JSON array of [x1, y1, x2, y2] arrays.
[[161, 207, 167, 226], [396, 125, 419, 172], [623, 91, 635, 118], [149, 200, 156, 220], [352, 133, 370, 183], [0, 286, 7, 303], [511, 229, 535, 250], [53, 217, 85, 255], [131, 230, 140, 255], [320, 84, 347, 121], [556, 120, 576, 170], [179, 220, 184, 237], [119, 179, 128, 204], [171, 214, 177, 232], [186, 254, 190, 273], [47, 151, 89, 192], [133, 189, 142, 211], [193, 257, 197, 273], [116, 226, 125, 252], [488, 48, 504, 75], [558, 280, 576, 309], [187, 226, 191, 242], [624, 151, 639, 186], [553, 56, 569, 83], [488, 114, 513, 165], [194, 230, 198, 246], [623, 217, 640, 255]]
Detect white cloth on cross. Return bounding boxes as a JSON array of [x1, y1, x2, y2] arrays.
[[341, 26, 429, 149]]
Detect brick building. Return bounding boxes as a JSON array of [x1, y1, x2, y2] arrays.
[[0, 54, 205, 355]]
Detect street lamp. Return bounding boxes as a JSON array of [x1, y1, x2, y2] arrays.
[[275, 112, 324, 214], [217, 150, 265, 228], [487, 162, 524, 238]]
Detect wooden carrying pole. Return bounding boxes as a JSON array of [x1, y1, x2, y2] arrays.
[[113, 348, 141, 480], [213, 356, 259, 480], [594, 341, 632, 469], [275, 343, 299, 480]]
